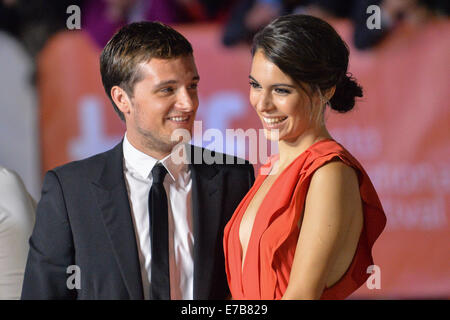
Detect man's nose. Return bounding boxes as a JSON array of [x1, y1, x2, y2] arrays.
[[175, 87, 197, 112]]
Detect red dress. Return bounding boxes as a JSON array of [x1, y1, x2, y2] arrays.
[[223, 139, 387, 299]]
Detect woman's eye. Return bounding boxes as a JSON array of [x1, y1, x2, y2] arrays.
[[189, 83, 198, 90], [249, 81, 260, 89], [274, 88, 291, 94]]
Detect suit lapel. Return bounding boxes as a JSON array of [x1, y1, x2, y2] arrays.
[[189, 146, 224, 299], [90, 142, 144, 300]]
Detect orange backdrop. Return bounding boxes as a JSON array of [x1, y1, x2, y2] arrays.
[[38, 20, 450, 298]]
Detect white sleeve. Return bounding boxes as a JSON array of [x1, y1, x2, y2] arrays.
[[0, 166, 36, 300]]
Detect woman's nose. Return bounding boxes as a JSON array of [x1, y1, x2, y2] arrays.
[[255, 92, 273, 113]]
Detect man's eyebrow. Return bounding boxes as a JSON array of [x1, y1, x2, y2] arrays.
[[154, 80, 177, 89], [154, 76, 200, 89]]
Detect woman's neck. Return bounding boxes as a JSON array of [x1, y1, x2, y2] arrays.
[[277, 126, 333, 169]]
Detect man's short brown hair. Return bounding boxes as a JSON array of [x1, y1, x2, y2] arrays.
[[100, 21, 193, 121]]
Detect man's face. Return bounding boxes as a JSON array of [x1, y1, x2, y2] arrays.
[[124, 55, 199, 158]]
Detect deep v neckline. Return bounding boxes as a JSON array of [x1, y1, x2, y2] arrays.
[[238, 138, 334, 277], [239, 159, 280, 273]]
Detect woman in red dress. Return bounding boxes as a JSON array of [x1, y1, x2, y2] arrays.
[[223, 14, 387, 300]]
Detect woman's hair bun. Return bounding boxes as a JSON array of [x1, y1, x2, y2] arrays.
[[328, 73, 363, 113]]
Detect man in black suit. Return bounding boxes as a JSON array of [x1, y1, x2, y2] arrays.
[[21, 22, 254, 300]]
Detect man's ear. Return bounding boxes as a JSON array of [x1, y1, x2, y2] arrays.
[[111, 86, 132, 117]]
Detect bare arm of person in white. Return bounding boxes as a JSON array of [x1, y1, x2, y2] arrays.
[[0, 166, 36, 299]]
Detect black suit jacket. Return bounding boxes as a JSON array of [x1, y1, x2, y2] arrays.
[[21, 142, 254, 299]]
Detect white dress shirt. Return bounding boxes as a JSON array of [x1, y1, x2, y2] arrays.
[[122, 134, 194, 300]]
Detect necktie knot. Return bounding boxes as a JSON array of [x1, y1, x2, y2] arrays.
[[152, 163, 167, 185]]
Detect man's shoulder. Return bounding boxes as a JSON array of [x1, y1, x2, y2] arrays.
[[50, 142, 122, 179]]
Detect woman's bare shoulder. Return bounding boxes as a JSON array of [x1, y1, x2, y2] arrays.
[[306, 158, 361, 218]]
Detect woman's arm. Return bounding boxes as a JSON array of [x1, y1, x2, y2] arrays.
[[282, 160, 362, 300]]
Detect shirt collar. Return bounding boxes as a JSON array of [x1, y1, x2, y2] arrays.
[[123, 133, 187, 182]]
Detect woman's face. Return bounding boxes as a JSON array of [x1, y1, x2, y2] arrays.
[[249, 50, 315, 142]]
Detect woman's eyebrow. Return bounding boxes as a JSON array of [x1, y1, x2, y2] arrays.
[[271, 83, 296, 88], [249, 75, 296, 88]]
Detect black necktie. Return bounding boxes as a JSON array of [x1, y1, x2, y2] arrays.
[[149, 163, 170, 300]]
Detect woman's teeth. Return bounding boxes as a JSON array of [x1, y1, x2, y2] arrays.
[[263, 116, 287, 124]]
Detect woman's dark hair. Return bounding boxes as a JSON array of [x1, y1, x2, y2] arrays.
[[251, 14, 362, 113]]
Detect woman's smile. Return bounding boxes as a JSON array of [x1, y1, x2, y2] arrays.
[[261, 115, 289, 129]]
